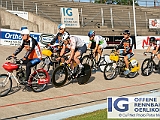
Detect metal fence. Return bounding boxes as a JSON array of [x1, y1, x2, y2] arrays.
[[0, 0, 160, 30]]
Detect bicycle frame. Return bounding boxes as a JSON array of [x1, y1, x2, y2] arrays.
[[144, 52, 157, 66], [7, 72, 20, 85], [88, 49, 103, 67]]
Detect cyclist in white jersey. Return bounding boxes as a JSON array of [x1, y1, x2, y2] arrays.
[[61, 34, 87, 74], [87, 30, 107, 62]]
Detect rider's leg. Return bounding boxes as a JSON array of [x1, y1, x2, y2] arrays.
[[124, 56, 129, 69], [124, 54, 131, 75], [97, 46, 102, 59], [74, 51, 82, 67], [25, 58, 40, 82]]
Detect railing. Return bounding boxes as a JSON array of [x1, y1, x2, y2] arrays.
[[0, 0, 159, 29]]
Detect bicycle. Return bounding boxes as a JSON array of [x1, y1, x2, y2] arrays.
[[103, 49, 140, 80], [0, 56, 50, 97], [51, 62, 91, 87], [81, 49, 111, 72], [141, 52, 160, 76]]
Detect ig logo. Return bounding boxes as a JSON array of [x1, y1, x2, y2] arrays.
[[108, 97, 129, 112], [62, 8, 72, 16]]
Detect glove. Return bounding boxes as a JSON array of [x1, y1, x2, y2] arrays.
[[6, 56, 13, 60], [20, 59, 24, 64]]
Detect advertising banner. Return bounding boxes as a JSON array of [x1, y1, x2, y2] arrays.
[[0, 29, 41, 46], [136, 36, 160, 49], [60, 7, 80, 28], [6, 10, 28, 20], [149, 19, 160, 29], [107, 97, 160, 119]]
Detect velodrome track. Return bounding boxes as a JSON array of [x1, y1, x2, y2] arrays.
[[0, 46, 160, 120]]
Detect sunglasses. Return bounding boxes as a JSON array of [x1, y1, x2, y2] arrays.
[[21, 34, 27, 36], [59, 28, 63, 30]]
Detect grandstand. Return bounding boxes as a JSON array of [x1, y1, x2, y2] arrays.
[[0, 0, 160, 36]]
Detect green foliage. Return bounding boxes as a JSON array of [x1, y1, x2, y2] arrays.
[[95, 0, 139, 6]]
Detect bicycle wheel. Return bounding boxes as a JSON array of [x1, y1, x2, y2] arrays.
[[31, 71, 47, 92], [39, 57, 50, 72], [81, 55, 94, 68], [77, 64, 91, 85], [141, 58, 153, 76], [52, 65, 68, 87], [0, 74, 12, 97], [103, 63, 117, 80]]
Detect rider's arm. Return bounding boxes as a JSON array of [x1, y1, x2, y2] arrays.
[[94, 36, 99, 51], [87, 43, 91, 49], [50, 34, 58, 45], [153, 41, 160, 54], [116, 39, 124, 50], [68, 37, 76, 62], [24, 39, 36, 58], [59, 45, 65, 57], [68, 49, 75, 62], [13, 41, 24, 56], [146, 43, 151, 52]]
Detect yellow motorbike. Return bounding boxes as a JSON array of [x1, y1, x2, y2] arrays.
[[103, 49, 140, 80]]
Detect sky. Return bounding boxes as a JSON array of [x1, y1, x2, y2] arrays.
[[70, 0, 160, 7]]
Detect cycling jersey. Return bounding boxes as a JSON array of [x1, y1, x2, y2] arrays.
[[89, 35, 106, 45], [50, 31, 70, 45], [13, 37, 42, 59], [117, 38, 133, 53], [149, 40, 160, 50], [70, 36, 85, 49]]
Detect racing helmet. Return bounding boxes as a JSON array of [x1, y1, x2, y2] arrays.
[[21, 29, 30, 35], [58, 24, 65, 29], [149, 37, 156, 43], [62, 33, 70, 41], [88, 30, 95, 37], [123, 30, 130, 35], [20, 26, 28, 31]]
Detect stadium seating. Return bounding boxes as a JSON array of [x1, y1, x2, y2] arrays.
[[1, 0, 160, 36]]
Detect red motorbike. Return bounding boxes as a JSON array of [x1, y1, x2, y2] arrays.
[[0, 56, 50, 97]]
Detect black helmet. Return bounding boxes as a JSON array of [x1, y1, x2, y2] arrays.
[[123, 30, 130, 35], [149, 37, 156, 43]]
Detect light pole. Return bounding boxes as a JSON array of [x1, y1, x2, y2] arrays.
[[133, 0, 137, 37]]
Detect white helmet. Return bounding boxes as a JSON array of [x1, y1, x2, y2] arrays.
[[62, 33, 70, 41], [58, 24, 65, 29], [21, 29, 30, 35]]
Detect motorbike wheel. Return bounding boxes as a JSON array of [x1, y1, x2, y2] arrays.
[[31, 71, 47, 92], [127, 72, 138, 78], [103, 63, 117, 80]]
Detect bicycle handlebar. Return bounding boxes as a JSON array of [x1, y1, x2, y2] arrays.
[[6, 56, 23, 64]]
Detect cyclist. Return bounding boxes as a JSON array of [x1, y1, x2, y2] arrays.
[[145, 37, 160, 69], [116, 30, 134, 75], [61, 34, 87, 74], [48, 24, 70, 46], [9, 28, 42, 84], [56, 32, 71, 63], [87, 30, 107, 63]]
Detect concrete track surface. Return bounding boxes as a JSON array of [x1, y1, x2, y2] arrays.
[[0, 46, 160, 120]]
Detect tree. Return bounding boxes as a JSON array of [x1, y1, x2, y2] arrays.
[[115, 0, 139, 6], [95, 0, 139, 6]]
